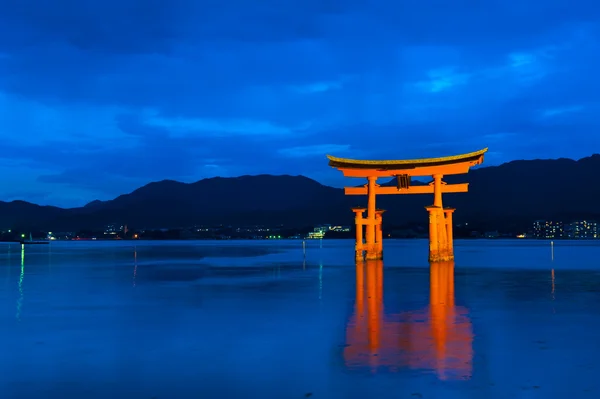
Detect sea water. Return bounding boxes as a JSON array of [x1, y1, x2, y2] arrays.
[[0, 239, 598, 398]]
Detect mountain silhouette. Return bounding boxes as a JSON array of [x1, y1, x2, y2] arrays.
[[2, 155, 600, 232]]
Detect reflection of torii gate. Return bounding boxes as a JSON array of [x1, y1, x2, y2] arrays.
[[343, 260, 473, 380], [327, 148, 487, 262]]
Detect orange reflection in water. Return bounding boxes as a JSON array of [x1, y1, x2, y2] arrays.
[[344, 260, 473, 380]]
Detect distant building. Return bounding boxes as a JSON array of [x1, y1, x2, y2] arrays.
[[307, 226, 328, 239], [533, 220, 564, 239], [329, 225, 351, 232], [306, 225, 350, 239], [484, 231, 499, 239], [104, 223, 126, 236], [564, 220, 598, 239]]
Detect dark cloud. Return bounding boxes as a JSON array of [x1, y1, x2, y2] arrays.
[[0, 0, 186, 53], [0, 0, 599, 206], [2, 0, 598, 52]]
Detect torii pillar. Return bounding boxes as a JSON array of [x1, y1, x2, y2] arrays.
[[426, 174, 454, 262], [364, 176, 377, 260]]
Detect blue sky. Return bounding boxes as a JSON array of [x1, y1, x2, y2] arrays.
[[1, 0, 599, 207]]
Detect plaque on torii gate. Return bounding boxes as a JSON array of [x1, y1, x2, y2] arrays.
[[327, 148, 487, 262]]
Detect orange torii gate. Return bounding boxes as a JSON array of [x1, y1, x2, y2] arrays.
[[327, 148, 487, 262]]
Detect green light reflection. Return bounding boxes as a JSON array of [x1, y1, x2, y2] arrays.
[[16, 244, 24, 321], [318, 261, 323, 300], [133, 248, 137, 287]]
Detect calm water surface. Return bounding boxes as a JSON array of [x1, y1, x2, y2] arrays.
[[1, 239, 600, 398]]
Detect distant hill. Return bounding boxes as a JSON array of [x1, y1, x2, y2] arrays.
[[2, 155, 600, 232], [443, 154, 600, 231], [0, 200, 68, 230]]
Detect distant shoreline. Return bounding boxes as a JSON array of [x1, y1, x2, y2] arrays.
[[0, 237, 598, 243]]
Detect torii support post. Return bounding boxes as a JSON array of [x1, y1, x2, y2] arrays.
[[352, 207, 366, 261], [373, 209, 385, 260], [425, 205, 440, 262], [444, 208, 455, 259]]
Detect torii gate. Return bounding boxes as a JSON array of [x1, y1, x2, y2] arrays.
[[327, 148, 487, 262]]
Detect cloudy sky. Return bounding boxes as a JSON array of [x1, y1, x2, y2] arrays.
[[1, 0, 599, 207]]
